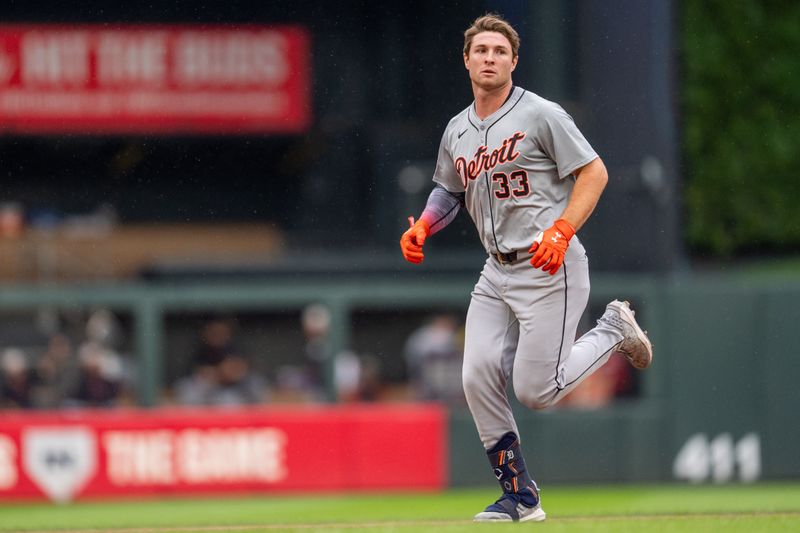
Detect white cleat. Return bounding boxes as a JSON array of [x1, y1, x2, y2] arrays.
[[604, 300, 654, 370]]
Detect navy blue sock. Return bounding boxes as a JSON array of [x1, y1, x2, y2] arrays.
[[488, 432, 517, 454], [485, 432, 539, 508]]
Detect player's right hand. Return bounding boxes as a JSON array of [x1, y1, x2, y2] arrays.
[[400, 217, 430, 264]]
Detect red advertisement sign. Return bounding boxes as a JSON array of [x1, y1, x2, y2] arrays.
[[0, 404, 446, 501], [0, 25, 310, 134]]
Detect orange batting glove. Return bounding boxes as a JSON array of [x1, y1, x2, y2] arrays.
[[528, 219, 576, 275], [400, 216, 431, 264]]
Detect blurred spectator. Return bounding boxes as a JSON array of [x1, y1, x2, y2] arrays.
[[174, 364, 218, 406], [333, 349, 361, 402], [274, 304, 330, 401], [192, 317, 237, 368], [69, 309, 127, 407], [176, 317, 238, 405], [334, 351, 383, 403], [0, 348, 34, 408], [404, 314, 465, 405], [175, 317, 268, 406], [31, 332, 80, 409], [72, 342, 124, 407], [353, 353, 382, 402], [300, 303, 330, 394], [213, 354, 268, 406], [272, 304, 382, 403]]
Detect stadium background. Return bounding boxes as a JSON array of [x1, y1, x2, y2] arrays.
[[0, 0, 798, 505]]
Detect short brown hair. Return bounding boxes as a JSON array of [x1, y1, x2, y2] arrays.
[[463, 13, 520, 58]]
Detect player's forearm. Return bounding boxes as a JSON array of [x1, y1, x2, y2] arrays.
[[419, 185, 463, 235], [559, 157, 608, 231]]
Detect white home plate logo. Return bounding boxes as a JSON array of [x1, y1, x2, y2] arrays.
[[23, 427, 97, 503]]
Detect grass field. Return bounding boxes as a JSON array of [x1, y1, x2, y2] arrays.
[[1, 483, 799, 532]]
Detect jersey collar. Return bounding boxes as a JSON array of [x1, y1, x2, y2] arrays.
[[470, 86, 520, 125]]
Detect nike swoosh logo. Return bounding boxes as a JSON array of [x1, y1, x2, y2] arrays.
[[457, 129, 468, 139]]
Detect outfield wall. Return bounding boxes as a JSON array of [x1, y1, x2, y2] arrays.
[[0, 405, 446, 501], [0, 275, 797, 498]]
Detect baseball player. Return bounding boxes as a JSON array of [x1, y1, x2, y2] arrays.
[[400, 14, 653, 522]]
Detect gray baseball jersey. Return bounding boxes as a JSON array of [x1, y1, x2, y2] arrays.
[[432, 86, 597, 255]]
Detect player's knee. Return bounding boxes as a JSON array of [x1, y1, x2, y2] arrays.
[[513, 383, 554, 410]]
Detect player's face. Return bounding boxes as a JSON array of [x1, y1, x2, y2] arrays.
[[464, 31, 517, 91]]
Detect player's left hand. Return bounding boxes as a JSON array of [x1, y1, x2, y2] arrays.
[[528, 219, 576, 275]]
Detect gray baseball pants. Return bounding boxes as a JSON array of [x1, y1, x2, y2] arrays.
[[462, 244, 623, 449]]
